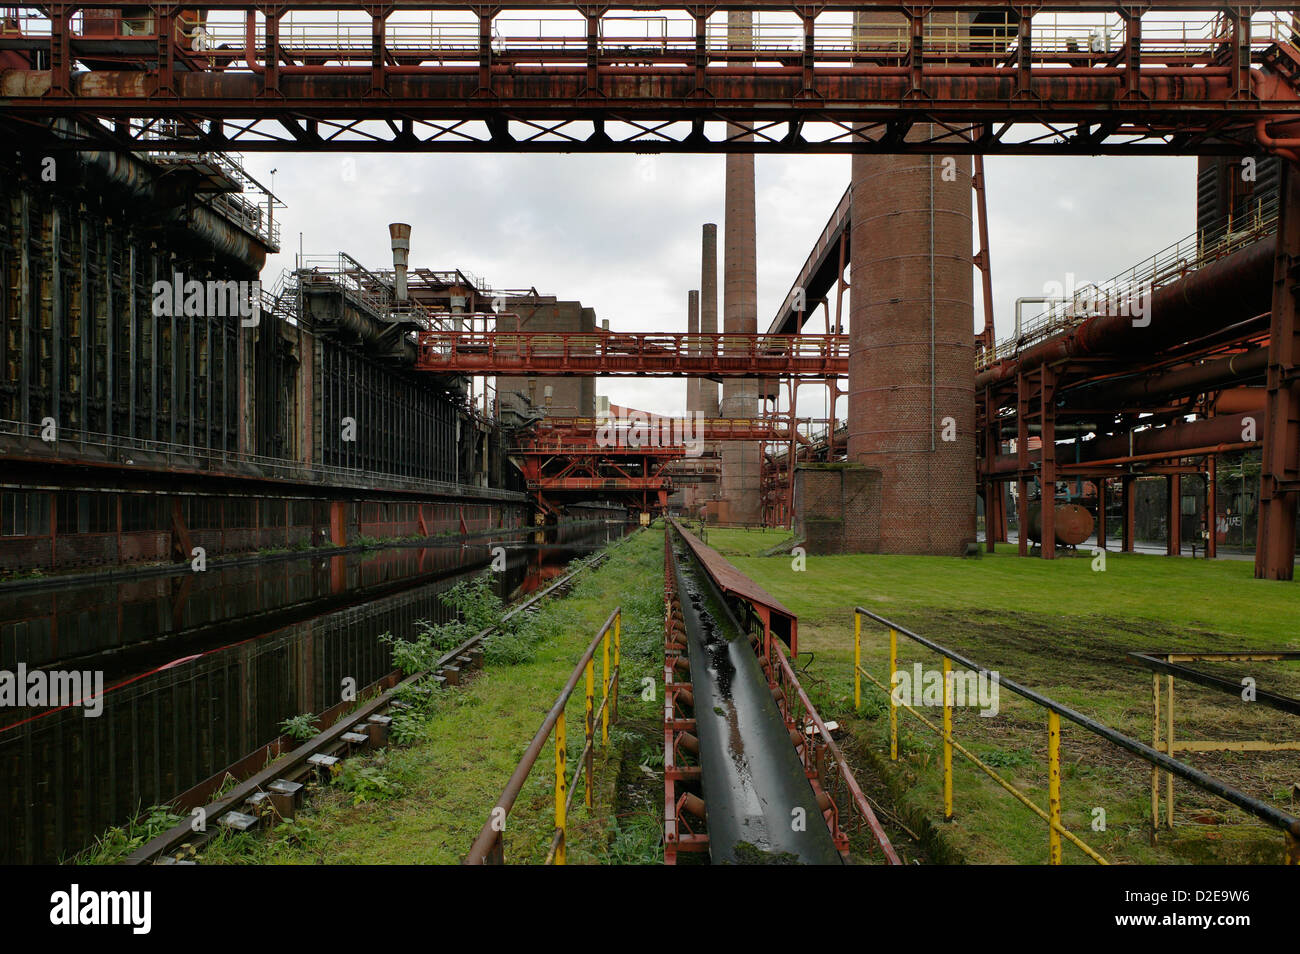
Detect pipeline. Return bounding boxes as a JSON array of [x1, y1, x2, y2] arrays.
[[665, 524, 842, 864], [976, 237, 1275, 388], [988, 411, 1260, 474], [69, 140, 269, 271], [1063, 347, 1268, 408]]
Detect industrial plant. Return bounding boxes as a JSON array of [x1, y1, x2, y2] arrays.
[[0, 1, 1296, 909]]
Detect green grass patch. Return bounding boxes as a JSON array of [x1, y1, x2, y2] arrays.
[[706, 542, 1300, 865]]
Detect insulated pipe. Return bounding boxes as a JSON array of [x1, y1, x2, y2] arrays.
[[1066, 348, 1268, 407], [79, 148, 267, 270], [988, 412, 1260, 474], [977, 238, 1275, 388], [668, 531, 841, 864]]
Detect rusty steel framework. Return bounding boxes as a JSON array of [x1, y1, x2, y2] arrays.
[[416, 329, 847, 378], [509, 415, 827, 518], [3, 3, 1300, 154], [975, 181, 1299, 578]]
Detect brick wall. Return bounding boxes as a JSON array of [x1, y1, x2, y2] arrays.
[[793, 464, 881, 554]]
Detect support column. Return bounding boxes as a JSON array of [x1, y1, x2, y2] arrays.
[[1256, 160, 1300, 580], [1097, 478, 1108, 551], [1016, 372, 1030, 557], [1206, 455, 1217, 559], [1122, 475, 1136, 553], [1167, 473, 1182, 557], [848, 128, 975, 554], [719, 10, 761, 525], [1040, 367, 1057, 560]]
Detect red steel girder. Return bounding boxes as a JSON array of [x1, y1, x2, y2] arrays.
[[416, 330, 846, 377], [528, 416, 817, 442], [1256, 160, 1300, 580], [7, 3, 1300, 154]]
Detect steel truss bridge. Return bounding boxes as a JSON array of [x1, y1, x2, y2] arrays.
[[3, 2, 1300, 154]]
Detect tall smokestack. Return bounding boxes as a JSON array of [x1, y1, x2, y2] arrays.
[[686, 289, 701, 510], [720, 10, 761, 525], [700, 224, 719, 420], [388, 222, 411, 301], [846, 14, 975, 555], [687, 290, 700, 418]]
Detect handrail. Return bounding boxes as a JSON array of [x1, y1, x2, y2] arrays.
[[0, 417, 525, 502], [465, 606, 621, 864], [853, 607, 1300, 864]]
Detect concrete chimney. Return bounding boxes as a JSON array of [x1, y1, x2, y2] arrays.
[[388, 222, 411, 301]]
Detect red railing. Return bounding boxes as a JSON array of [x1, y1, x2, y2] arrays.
[[416, 331, 847, 378]]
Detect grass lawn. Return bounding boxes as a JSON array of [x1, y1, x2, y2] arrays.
[[704, 528, 1300, 865], [191, 528, 667, 865]]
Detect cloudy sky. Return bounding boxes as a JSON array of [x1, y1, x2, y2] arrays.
[[242, 151, 1197, 420]]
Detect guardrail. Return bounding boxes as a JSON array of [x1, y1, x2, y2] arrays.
[[0, 417, 525, 502], [853, 607, 1300, 865], [125, 552, 606, 864], [1128, 650, 1300, 832], [465, 607, 621, 864]]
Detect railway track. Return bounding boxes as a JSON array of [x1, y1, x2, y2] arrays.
[[124, 545, 613, 865]]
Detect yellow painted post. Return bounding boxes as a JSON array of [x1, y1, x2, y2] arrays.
[[613, 610, 621, 726], [555, 710, 567, 865], [1048, 710, 1062, 866], [584, 658, 594, 810], [889, 627, 898, 761], [853, 612, 861, 711], [942, 656, 953, 822], [1151, 673, 1161, 831], [601, 629, 610, 746], [1165, 673, 1175, 829]]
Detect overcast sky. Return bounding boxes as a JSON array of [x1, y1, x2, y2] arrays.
[[242, 152, 1196, 420]]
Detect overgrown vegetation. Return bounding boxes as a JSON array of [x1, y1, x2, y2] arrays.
[[189, 529, 666, 865], [72, 804, 184, 865], [279, 713, 318, 742]]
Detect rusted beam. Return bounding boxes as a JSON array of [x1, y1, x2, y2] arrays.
[[1256, 161, 1300, 580]]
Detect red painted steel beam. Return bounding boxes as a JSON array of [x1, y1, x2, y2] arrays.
[[8, 3, 1300, 154], [1256, 161, 1300, 580], [416, 331, 847, 377], [528, 477, 669, 491], [529, 416, 818, 442]]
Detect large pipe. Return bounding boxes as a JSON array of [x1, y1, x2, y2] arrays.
[[977, 238, 1275, 389], [80, 147, 268, 271], [989, 412, 1260, 474], [1066, 348, 1269, 407]]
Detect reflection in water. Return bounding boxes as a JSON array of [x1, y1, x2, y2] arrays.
[[0, 521, 627, 863]]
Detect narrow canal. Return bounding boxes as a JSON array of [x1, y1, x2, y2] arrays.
[[0, 520, 629, 863]]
